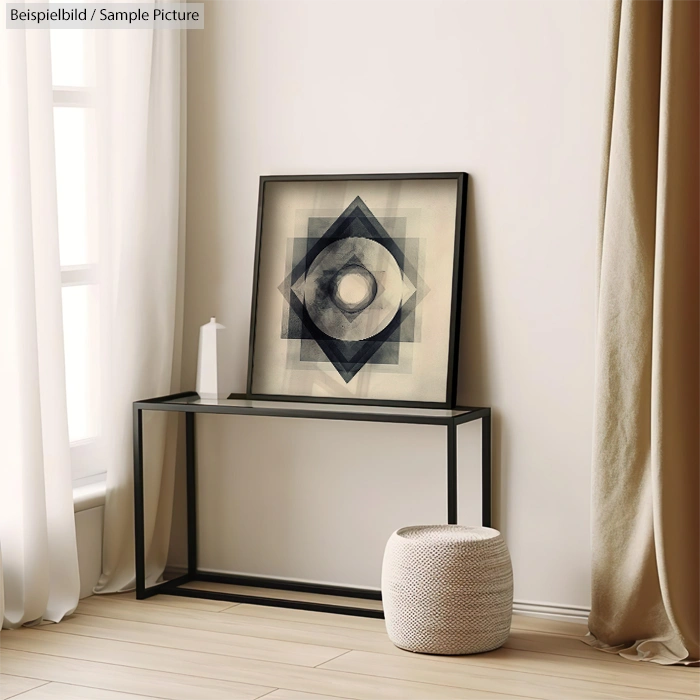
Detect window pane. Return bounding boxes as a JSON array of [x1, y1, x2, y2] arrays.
[[50, 28, 85, 87], [54, 107, 89, 266], [62, 285, 99, 443], [49, 0, 94, 88]]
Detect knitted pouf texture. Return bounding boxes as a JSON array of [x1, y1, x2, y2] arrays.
[[381, 525, 513, 655]]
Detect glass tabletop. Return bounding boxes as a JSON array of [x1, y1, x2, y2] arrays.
[[153, 394, 479, 420]]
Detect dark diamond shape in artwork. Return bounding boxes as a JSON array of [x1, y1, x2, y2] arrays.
[[278, 197, 427, 383]]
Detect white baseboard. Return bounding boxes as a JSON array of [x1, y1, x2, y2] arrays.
[[513, 599, 590, 625]]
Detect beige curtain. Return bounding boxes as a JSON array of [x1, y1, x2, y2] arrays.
[[588, 0, 699, 666]]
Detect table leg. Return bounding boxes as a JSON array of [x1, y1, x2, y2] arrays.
[[133, 406, 146, 598], [482, 411, 492, 527], [186, 412, 198, 575], [447, 421, 458, 524]]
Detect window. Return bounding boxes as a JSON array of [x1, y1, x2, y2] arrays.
[[50, 21, 101, 480]]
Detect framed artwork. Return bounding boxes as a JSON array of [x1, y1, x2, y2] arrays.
[[246, 173, 467, 407]]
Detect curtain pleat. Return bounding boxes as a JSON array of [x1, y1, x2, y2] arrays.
[[588, 0, 699, 666], [93, 20, 187, 594]]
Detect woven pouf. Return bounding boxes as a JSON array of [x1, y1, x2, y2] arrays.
[[381, 525, 513, 655]]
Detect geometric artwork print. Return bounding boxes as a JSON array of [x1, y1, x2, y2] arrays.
[[278, 196, 428, 383]]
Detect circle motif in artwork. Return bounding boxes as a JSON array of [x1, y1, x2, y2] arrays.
[[304, 237, 403, 342], [331, 264, 377, 313]]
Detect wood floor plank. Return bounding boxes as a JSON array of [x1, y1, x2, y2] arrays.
[[0, 675, 47, 700], [221, 602, 698, 676], [40, 613, 348, 667], [504, 629, 640, 666], [510, 615, 588, 638], [77, 597, 695, 680], [182, 581, 384, 611], [6, 597, 697, 700], [224, 603, 387, 632], [76, 596, 395, 654], [15, 681, 158, 700], [0, 629, 519, 700], [81, 597, 700, 675], [322, 649, 699, 698], [226, 604, 582, 638], [104, 591, 237, 613], [0, 649, 271, 700], [225, 601, 676, 674], [265, 691, 353, 700]]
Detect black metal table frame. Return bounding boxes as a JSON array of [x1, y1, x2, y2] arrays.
[[133, 391, 492, 618]]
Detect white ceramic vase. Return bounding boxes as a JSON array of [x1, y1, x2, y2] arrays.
[[196, 317, 227, 399]]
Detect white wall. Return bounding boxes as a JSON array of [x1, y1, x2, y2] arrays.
[[75, 506, 104, 599], [182, 0, 609, 611]]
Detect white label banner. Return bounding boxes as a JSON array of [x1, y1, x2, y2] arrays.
[[6, 3, 204, 28]]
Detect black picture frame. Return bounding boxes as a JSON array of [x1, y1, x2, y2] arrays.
[[245, 172, 468, 409]]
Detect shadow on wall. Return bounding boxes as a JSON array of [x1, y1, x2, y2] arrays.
[[183, 3, 238, 392], [456, 178, 505, 535]]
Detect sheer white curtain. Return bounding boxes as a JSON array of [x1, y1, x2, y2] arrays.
[[94, 21, 187, 593], [0, 26, 80, 627], [0, 12, 187, 618]]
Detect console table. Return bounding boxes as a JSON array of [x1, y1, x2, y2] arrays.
[[133, 391, 492, 618]]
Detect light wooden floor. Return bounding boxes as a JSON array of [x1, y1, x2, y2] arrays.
[[1, 587, 698, 700]]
